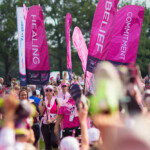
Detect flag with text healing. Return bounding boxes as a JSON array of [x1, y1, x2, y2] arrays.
[[87, 0, 119, 73], [107, 5, 145, 64], [25, 5, 50, 85]]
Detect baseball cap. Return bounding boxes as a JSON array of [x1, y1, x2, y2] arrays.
[[45, 85, 54, 90], [70, 84, 81, 100], [61, 83, 68, 87]]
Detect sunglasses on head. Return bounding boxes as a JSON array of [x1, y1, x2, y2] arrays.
[[46, 89, 53, 92]]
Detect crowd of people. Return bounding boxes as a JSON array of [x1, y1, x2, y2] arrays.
[[0, 61, 150, 150]]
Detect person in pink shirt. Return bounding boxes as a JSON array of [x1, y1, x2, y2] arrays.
[[58, 83, 70, 105], [54, 98, 81, 138], [39, 85, 61, 150]]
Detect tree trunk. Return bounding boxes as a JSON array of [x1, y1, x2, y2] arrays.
[[4, 53, 11, 80], [59, 57, 63, 79], [56, 30, 63, 79]]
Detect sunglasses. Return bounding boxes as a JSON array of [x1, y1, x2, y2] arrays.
[[46, 89, 53, 92], [62, 85, 67, 88]]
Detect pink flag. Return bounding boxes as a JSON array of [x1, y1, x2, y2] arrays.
[[72, 27, 88, 74], [72, 27, 92, 87], [87, 0, 119, 73], [65, 13, 72, 80], [23, 4, 28, 22], [107, 5, 145, 64], [25, 6, 50, 85]]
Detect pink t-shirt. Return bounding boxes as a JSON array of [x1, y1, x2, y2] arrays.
[[42, 97, 57, 124], [58, 99, 80, 129]]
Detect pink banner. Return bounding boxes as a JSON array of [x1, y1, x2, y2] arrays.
[[87, 0, 119, 73], [107, 5, 145, 64], [72, 27, 92, 87], [65, 13, 72, 70], [23, 4, 28, 22], [25, 6, 50, 85], [72, 27, 88, 74]]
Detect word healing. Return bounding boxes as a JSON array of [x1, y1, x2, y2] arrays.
[[31, 15, 40, 65], [96, 1, 112, 53], [120, 12, 132, 60]]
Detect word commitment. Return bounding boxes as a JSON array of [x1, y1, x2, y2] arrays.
[[120, 12, 132, 60]]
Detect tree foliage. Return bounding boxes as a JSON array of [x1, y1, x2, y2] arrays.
[[0, 0, 149, 79], [0, 0, 18, 77], [137, 7, 150, 77]]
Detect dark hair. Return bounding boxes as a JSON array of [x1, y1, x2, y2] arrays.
[[32, 90, 36, 96]]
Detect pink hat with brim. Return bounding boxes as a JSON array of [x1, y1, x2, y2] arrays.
[[61, 83, 68, 87]]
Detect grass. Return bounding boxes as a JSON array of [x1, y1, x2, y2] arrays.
[[39, 138, 59, 150], [39, 138, 45, 150]]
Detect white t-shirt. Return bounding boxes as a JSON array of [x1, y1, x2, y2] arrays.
[[58, 91, 70, 105]]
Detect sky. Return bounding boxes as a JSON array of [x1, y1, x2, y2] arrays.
[[132, 0, 150, 7], [119, 0, 150, 7]]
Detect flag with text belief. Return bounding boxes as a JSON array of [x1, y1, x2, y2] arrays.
[[87, 0, 119, 73]]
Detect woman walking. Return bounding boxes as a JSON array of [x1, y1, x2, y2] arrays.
[[39, 85, 61, 150]]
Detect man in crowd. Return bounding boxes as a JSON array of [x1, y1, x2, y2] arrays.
[[58, 83, 70, 104]]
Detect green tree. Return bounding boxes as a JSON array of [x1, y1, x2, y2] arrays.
[[137, 7, 150, 77], [0, 0, 18, 78], [0, 0, 98, 79], [0, 0, 149, 79], [39, 0, 98, 78]]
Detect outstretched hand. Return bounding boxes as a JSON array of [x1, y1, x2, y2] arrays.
[[3, 92, 19, 115], [3, 93, 19, 129]]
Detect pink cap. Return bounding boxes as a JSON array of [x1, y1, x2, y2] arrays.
[[61, 83, 68, 87]]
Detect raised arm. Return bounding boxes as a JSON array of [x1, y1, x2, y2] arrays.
[[78, 102, 89, 150]]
